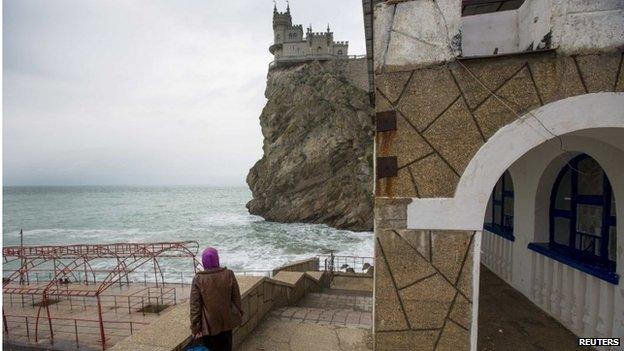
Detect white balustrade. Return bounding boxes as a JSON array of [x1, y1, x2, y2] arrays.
[[481, 230, 513, 283], [528, 250, 618, 340]]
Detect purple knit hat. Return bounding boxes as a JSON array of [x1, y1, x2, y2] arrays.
[[201, 247, 220, 270]]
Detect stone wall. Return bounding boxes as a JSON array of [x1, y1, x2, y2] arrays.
[[344, 58, 372, 92], [272, 257, 320, 276], [373, 196, 475, 351], [375, 50, 623, 199], [233, 278, 277, 347]]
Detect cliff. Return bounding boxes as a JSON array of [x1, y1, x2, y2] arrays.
[[246, 59, 374, 231]]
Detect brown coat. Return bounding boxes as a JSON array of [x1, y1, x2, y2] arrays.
[[190, 268, 243, 336]]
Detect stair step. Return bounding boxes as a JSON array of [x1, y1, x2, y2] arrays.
[[270, 305, 372, 328], [299, 291, 372, 312]]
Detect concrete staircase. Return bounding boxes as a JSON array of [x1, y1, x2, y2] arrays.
[[269, 288, 372, 329], [236, 287, 373, 351]]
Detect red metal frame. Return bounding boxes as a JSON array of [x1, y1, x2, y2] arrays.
[[3, 241, 199, 350]]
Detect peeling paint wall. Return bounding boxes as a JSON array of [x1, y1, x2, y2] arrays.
[[462, 10, 519, 57], [552, 0, 624, 54], [462, 0, 553, 57], [374, 0, 623, 73], [374, 0, 461, 72]]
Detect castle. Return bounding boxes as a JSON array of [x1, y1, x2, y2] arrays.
[[269, 3, 349, 63]]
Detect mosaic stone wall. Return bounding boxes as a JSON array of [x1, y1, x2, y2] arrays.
[[375, 51, 624, 198], [375, 227, 475, 351]]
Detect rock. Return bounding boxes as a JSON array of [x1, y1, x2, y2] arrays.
[[246, 60, 374, 231]]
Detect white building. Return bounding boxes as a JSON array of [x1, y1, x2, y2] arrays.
[[367, 0, 624, 349]]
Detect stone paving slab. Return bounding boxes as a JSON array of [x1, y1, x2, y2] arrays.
[[238, 288, 373, 351], [270, 306, 372, 329], [236, 316, 372, 351], [298, 291, 372, 312]]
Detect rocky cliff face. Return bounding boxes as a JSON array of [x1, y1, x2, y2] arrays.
[[246, 60, 374, 231]]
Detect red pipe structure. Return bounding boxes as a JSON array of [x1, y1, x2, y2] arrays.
[[2, 241, 199, 350]]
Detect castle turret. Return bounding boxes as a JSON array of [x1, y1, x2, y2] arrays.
[[270, 3, 293, 56], [272, 5, 292, 30]]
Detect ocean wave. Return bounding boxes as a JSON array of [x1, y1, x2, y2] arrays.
[[197, 212, 264, 227], [3, 187, 374, 272]]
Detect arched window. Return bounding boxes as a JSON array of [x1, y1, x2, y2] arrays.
[[530, 153, 617, 284], [551, 154, 616, 264], [484, 170, 514, 240]]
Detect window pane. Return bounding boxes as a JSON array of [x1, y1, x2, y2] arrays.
[[576, 233, 599, 256], [555, 169, 571, 210], [553, 217, 570, 246], [609, 226, 616, 262], [503, 172, 513, 192], [503, 196, 513, 228], [577, 157, 603, 196], [576, 204, 602, 236], [493, 205, 501, 226], [494, 178, 502, 201], [611, 192, 616, 217]]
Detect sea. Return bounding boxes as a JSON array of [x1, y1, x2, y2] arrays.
[[2, 186, 373, 280]]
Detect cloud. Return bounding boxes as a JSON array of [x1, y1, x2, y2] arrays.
[[3, 0, 367, 186]]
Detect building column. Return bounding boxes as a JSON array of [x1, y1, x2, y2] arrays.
[[374, 199, 477, 350]]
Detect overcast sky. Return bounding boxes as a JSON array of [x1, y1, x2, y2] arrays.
[[3, 0, 366, 186]]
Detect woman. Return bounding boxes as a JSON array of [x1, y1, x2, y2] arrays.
[[190, 247, 243, 351]]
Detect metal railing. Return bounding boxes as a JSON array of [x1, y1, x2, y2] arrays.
[[317, 253, 374, 274], [4, 268, 273, 287], [269, 54, 367, 69], [4, 287, 178, 315], [3, 314, 148, 349]]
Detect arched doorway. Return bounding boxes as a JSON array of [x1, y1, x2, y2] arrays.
[[402, 93, 624, 350], [478, 145, 621, 349]]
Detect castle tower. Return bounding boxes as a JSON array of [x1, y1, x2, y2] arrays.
[[270, 2, 293, 57]]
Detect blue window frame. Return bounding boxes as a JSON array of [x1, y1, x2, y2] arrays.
[[484, 171, 514, 241], [528, 154, 618, 284]]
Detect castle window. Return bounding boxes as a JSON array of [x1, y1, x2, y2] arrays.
[[337, 50, 343, 55], [484, 170, 514, 241]]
